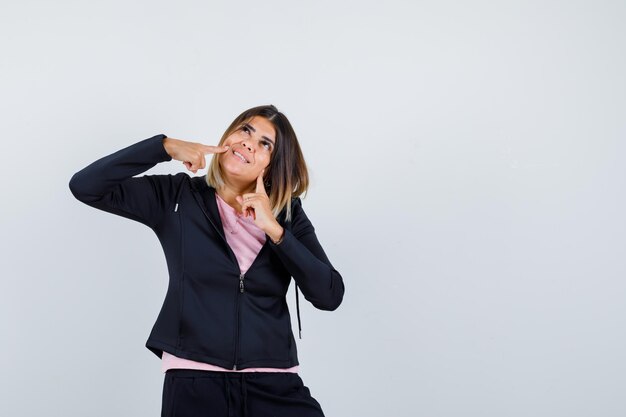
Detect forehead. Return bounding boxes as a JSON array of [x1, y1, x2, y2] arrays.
[[244, 116, 276, 140]]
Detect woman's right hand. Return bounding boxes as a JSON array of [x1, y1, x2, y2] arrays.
[[163, 137, 230, 174]]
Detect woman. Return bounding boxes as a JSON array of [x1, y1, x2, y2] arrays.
[[69, 104, 345, 417]]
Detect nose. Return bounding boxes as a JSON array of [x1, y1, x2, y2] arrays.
[[241, 141, 253, 152]]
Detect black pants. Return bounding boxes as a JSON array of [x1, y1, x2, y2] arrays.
[[161, 369, 326, 417]]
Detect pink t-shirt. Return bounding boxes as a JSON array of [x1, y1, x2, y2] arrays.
[[161, 193, 299, 373]]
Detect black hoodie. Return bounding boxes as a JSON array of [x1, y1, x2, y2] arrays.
[[68, 134, 345, 370]]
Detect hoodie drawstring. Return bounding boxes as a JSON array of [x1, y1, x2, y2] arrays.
[[173, 177, 185, 212]]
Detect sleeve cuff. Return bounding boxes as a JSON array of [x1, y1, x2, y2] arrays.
[[153, 134, 172, 162], [268, 227, 294, 249]]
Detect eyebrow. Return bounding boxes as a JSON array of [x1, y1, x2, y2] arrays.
[[243, 123, 275, 147]]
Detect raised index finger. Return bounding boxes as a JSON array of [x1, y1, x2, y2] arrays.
[[256, 169, 267, 194], [204, 144, 230, 154]]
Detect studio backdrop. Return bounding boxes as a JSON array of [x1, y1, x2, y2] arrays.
[[1, 1, 625, 416]]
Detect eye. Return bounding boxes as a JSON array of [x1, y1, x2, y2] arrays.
[[261, 140, 272, 151], [242, 126, 250, 135]]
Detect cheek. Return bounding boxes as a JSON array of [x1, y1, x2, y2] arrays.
[[224, 134, 243, 145], [259, 151, 272, 164]]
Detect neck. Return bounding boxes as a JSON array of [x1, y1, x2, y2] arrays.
[[216, 177, 255, 211]]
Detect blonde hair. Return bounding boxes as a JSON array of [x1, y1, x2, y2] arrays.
[[206, 105, 309, 222]]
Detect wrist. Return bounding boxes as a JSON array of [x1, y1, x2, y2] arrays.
[[162, 137, 171, 156], [267, 223, 285, 245]]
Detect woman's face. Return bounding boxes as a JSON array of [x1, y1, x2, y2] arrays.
[[220, 115, 276, 186]]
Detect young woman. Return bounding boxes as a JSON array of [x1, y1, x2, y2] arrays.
[[69, 104, 345, 417]]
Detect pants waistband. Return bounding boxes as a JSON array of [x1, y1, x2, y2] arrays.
[[165, 368, 299, 379]]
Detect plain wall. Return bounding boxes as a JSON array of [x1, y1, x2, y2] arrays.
[[1, 1, 625, 416]]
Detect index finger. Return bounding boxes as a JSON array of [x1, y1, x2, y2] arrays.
[[256, 169, 267, 194], [204, 144, 230, 154]]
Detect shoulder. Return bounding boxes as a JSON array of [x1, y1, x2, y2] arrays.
[[141, 171, 189, 192], [289, 196, 304, 216], [189, 174, 209, 191], [276, 196, 302, 226], [286, 196, 315, 237]]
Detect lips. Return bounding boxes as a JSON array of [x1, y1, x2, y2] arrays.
[[232, 149, 251, 164]]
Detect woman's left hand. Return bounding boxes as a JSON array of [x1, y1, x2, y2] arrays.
[[236, 170, 284, 242]]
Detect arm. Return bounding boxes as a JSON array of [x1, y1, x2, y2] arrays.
[[268, 198, 345, 311], [68, 134, 180, 229]]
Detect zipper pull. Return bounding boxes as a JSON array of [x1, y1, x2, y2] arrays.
[[233, 364, 237, 370], [239, 273, 245, 293]]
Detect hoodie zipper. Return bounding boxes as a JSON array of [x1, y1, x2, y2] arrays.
[[231, 248, 268, 368], [232, 272, 245, 371]]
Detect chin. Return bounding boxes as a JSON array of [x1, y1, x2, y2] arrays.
[[221, 167, 257, 185]]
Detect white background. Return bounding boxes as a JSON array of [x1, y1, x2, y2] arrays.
[[1, 1, 625, 416]]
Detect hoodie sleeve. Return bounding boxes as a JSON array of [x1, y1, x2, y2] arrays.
[[268, 198, 345, 311], [68, 134, 178, 229]]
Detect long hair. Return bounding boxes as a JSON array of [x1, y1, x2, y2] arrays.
[[206, 104, 309, 222]]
